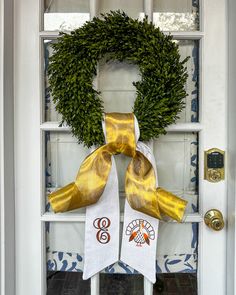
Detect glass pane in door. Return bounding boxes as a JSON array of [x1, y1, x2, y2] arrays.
[[176, 40, 199, 123], [47, 272, 90, 295], [46, 223, 198, 271], [44, 0, 90, 31], [154, 132, 198, 213], [97, 0, 144, 19], [44, 130, 198, 215], [43, 38, 199, 123], [44, 131, 89, 214], [46, 222, 90, 295], [154, 274, 197, 294], [43, 39, 61, 122], [153, 0, 199, 31], [100, 274, 143, 295]]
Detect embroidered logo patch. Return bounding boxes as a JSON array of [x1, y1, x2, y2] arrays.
[[126, 219, 155, 247], [93, 217, 111, 244]]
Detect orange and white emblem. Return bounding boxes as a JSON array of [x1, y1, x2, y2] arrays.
[[126, 219, 155, 247]]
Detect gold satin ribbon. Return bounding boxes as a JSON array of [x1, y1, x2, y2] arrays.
[[49, 113, 187, 222]]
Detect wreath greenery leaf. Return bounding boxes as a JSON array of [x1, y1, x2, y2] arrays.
[[48, 11, 189, 147]]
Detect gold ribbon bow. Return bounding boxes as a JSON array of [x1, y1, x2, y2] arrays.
[[49, 113, 187, 222]]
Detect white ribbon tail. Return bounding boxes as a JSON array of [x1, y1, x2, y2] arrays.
[[120, 142, 159, 284], [83, 157, 120, 279]]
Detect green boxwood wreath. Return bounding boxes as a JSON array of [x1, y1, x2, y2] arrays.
[[48, 11, 189, 147]]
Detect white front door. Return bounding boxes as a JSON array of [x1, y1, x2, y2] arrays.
[[14, 0, 227, 294]]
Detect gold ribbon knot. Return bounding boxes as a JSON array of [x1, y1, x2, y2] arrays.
[[49, 113, 187, 222]]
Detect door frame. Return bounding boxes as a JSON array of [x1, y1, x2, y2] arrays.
[[0, 0, 15, 295], [227, 0, 236, 294], [1, 0, 236, 294]]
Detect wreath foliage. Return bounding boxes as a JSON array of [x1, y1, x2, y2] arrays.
[[48, 11, 189, 147]]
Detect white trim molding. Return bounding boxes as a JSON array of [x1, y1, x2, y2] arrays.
[[0, 0, 15, 294], [14, 0, 42, 293], [227, 0, 236, 294], [40, 122, 203, 132]]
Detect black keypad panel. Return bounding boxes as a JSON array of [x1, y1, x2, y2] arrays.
[[207, 152, 224, 169]]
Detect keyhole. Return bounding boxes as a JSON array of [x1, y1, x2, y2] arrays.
[[212, 219, 221, 230]]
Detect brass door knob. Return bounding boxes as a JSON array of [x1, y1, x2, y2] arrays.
[[204, 209, 224, 231]]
